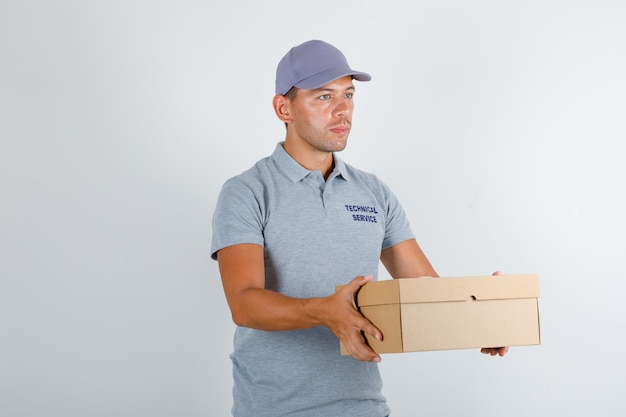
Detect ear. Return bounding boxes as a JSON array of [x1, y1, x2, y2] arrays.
[[272, 94, 292, 123]]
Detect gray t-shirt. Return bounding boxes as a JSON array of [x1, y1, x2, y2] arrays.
[[211, 143, 415, 417]]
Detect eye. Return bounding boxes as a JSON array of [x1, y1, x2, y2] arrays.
[[345, 92, 354, 99], [319, 94, 331, 101]]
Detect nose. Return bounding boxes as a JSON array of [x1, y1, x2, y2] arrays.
[[334, 97, 353, 118]]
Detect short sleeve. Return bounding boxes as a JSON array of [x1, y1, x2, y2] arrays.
[[379, 180, 415, 249], [210, 178, 265, 260]]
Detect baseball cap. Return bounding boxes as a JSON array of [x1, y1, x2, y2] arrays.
[[275, 40, 371, 95]]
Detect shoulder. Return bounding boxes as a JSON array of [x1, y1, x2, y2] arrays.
[[213, 158, 276, 225], [220, 156, 274, 194], [342, 162, 393, 195]]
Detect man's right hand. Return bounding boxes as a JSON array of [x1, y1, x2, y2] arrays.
[[318, 275, 382, 363]]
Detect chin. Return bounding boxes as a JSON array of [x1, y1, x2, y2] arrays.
[[326, 138, 348, 152]]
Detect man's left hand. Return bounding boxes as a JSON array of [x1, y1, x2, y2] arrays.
[[481, 346, 509, 356]]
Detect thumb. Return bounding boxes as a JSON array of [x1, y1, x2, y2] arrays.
[[340, 275, 373, 297], [349, 275, 373, 291]]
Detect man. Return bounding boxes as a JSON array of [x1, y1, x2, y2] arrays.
[[211, 40, 506, 417]]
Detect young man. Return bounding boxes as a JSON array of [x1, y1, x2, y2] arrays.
[[211, 40, 506, 417]]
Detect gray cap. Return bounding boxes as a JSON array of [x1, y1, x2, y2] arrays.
[[275, 40, 371, 95]]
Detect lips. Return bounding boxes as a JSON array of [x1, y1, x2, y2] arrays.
[[330, 125, 350, 134]]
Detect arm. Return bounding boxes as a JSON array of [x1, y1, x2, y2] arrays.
[[380, 238, 439, 278], [216, 243, 383, 362]]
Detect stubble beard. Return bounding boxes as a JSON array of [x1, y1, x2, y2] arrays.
[[294, 119, 351, 153]]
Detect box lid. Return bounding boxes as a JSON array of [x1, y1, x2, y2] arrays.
[[357, 274, 539, 306]]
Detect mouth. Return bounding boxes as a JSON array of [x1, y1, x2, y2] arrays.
[[329, 125, 350, 135]]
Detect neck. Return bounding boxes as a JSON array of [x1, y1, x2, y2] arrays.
[[283, 139, 334, 180]]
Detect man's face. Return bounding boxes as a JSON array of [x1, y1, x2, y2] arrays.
[[287, 76, 355, 153]]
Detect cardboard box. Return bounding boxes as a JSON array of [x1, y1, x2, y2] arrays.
[[339, 274, 540, 354]]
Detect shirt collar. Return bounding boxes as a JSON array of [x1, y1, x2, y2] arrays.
[[271, 142, 351, 182], [331, 154, 350, 181]]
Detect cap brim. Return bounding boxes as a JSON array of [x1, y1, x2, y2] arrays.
[[294, 68, 371, 91]]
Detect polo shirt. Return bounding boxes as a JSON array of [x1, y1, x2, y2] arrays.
[[211, 142, 415, 417]]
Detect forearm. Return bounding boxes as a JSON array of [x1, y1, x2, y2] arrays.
[[228, 287, 327, 331]]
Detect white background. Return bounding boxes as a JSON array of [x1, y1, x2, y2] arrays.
[[2, 1, 625, 416]]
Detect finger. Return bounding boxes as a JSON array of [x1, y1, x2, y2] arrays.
[[340, 312, 382, 362], [340, 306, 383, 347], [352, 344, 382, 362], [349, 275, 373, 290], [361, 318, 383, 343], [357, 318, 383, 361], [345, 331, 381, 362], [481, 347, 508, 356]]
